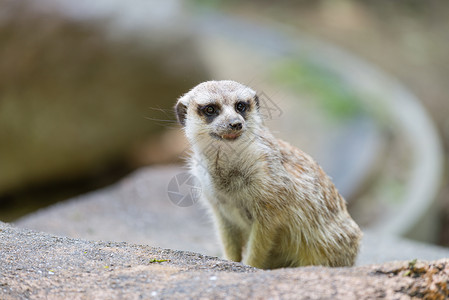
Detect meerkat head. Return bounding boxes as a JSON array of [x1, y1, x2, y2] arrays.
[[175, 80, 261, 144]]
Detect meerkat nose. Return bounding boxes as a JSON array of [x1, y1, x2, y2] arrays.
[[229, 121, 243, 131]]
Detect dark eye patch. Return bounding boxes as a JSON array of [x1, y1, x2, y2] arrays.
[[235, 101, 247, 113], [197, 103, 220, 123], [235, 101, 251, 119], [204, 105, 217, 116]]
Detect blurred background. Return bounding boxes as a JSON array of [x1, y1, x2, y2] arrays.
[[1, 0, 448, 249]]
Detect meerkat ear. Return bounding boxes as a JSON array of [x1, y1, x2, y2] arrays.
[[175, 97, 188, 127], [254, 95, 260, 109]]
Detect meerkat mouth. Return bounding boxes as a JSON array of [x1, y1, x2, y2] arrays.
[[222, 133, 241, 140], [210, 132, 242, 141]]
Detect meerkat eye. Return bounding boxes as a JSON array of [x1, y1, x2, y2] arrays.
[[235, 102, 247, 113], [203, 105, 218, 116]]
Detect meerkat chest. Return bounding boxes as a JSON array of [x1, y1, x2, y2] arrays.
[[192, 144, 268, 228], [216, 191, 254, 231], [210, 153, 263, 194], [196, 166, 255, 230]]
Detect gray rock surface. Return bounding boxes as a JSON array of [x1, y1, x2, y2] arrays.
[[1, 221, 449, 299], [16, 166, 218, 256], [16, 166, 449, 266]]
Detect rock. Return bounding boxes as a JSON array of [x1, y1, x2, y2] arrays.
[[15, 166, 449, 265], [0, 1, 207, 196], [15, 166, 219, 256], [1, 221, 448, 299]]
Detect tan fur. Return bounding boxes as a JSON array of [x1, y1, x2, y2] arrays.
[[175, 80, 362, 269]]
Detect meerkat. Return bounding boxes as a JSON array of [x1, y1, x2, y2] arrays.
[[175, 80, 362, 269]]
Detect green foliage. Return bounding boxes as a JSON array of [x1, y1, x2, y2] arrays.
[[150, 258, 169, 263], [272, 59, 365, 121], [408, 258, 418, 269]]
